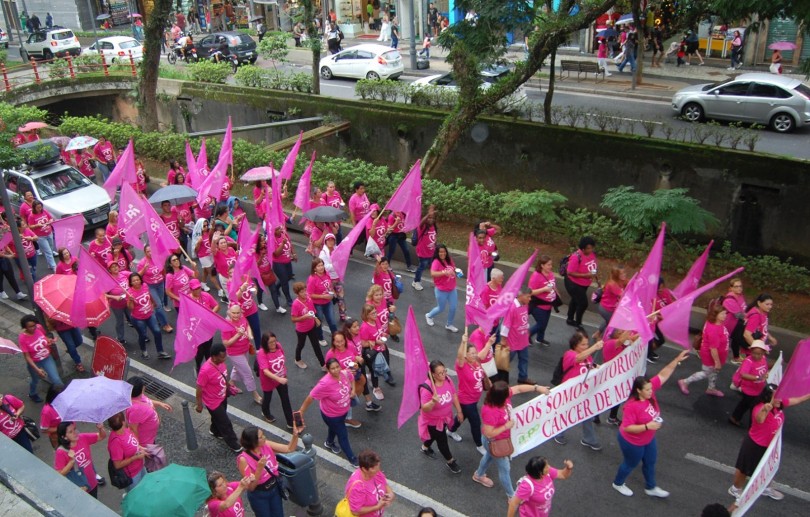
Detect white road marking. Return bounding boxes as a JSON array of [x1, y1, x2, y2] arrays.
[[685, 453, 810, 502]]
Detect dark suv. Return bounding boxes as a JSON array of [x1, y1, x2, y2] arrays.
[[196, 31, 257, 65]]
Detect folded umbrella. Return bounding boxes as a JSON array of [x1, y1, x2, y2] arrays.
[[0, 337, 21, 355], [122, 464, 209, 517], [302, 205, 347, 223], [33, 274, 110, 327], [52, 377, 133, 423], [148, 185, 198, 205], [240, 166, 279, 182]]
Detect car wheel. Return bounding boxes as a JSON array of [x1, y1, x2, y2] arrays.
[[681, 102, 704, 123], [366, 71, 381, 80], [320, 66, 333, 80], [20, 49, 30, 62], [770, 113, 795, 133], [43, 49, 53, 61], [167, 51, 177, 64], [249, 57, 257, 65], [3, 43, 7, 49]]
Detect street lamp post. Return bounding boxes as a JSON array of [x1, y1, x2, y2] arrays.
[[408, 0, 417, 69]]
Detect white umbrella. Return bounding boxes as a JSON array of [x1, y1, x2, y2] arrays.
[[65, 136, 99, 151], [615, 14, 635, 26]]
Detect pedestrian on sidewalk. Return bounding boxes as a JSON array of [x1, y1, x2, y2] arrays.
[[676, 40, 686, 67], [596, 38, 612, 76], [650, 26, 664, 67], [377, 15, 390, 42], [729, 30, 743, 70], [685, 30, 704, 65], [770, 50, 783, 74], [616, 33, 637, 73], [391, 17, 400, 49], [196, 343, 243, 452]]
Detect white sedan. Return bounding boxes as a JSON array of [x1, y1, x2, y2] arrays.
[[84, 36, 143, 63], [411, 66, 527, 111], [319, 44, 404, 80]]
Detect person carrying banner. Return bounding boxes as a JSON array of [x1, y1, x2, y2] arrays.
[[553, 331, 603, 449]]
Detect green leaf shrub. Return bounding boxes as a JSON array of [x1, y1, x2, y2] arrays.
[[48, 58, 70, 79], [234, 66, 312, 93], [188, 61, 231, 84], [715, 241, 810, 293], [0, 103, 50, 168]]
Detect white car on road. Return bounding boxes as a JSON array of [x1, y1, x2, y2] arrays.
[[411, 66, 528, 112], [319, 44, 404, 80], [84, 36, 144, 63]]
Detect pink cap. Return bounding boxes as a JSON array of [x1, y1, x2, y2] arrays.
[[189, 279, 202, 290]]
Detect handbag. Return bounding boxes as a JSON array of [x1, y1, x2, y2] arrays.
[[219, 369, 238, 397], [144, 444, 167, 472], [260, 269, 277, 287], [22, 416, 40, 441], [387, 316, 402, 337], [62, 449, 91, 491], [494, 344, 510, 371], [591, 287, 603, 304], [388, 271, 401, 300], [107, 457, 133, 489], [335, 480, 362, 517], [489, 437, 514, 458]]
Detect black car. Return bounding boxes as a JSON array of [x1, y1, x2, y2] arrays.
[[196, 31, 257, 65]]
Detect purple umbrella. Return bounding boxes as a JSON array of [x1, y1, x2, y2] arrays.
[[768, 41, 797, 51], [53, 376, 133, 423]]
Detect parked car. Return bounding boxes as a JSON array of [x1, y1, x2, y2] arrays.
[[20, 27, 81, 61], [196, 31, 257, 65], [0, 28, 9, 48], [84, 36, 144, 63], [319, 44, 404, 80], [671, 73, 810, 133], [411, 66, 528, 111], [4, 141, 114, 228]]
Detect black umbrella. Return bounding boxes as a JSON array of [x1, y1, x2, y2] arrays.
[[249, 15, 264, 23], [148, 185, 198, 205], [302, 206, 348, 223]]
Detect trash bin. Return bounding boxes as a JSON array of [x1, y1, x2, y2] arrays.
[[277, 451, 320, 507]]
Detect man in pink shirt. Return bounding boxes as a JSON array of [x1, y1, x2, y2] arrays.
[[501, 288, 533, 384], [92, 136, 117, 182], [126, 376, 172, 445], [195, 344, 243, 452]]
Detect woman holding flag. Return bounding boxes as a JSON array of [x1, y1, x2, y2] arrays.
[[455, 334, 489, 455], [419, 360, 463, 474]]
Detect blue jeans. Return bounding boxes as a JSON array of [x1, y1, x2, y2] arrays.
[[510, 348, 529, 382], [557, 418, 599, 446], [15, 256, 37, 282], [132, 315, 165, 353], [617, 52, 636, 72], [246, 311, 262, 350], [392, 35, 399, 48], [460, 402, 482, 447], [111, 307, 130, 342], [13, 428, 33, 453], [27, 356, 64, 397], [314, 302, 337, 340], [614, 433, 657, 489], [246, 484, 284, 517], [37, 234, 56, 270], [385, 233, 412, 268], [427, 287, 457, 326], [475, 435, 514, 498], [272, 262, 293, 305], [96, 162, 112, 182], [414, 257, 431, 283], [597, 304, 613, 334], [256, 278, 281, 310], [529, 306, 551, 341], [321, 410, 356, 462], [57, 327, 84, 365], [147, 282, 169, 327], [126, 466, 147, 492]]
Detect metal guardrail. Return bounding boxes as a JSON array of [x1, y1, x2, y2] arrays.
[[0, 51, 138, 92]]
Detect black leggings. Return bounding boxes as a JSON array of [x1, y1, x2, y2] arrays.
[[564, 277, 589, 325], [295, 327, 324, 365], [424, 424, 453, 461], [262, 384, 293, 427], [732, 393, 759, 424], [0, 258, 20, 293]]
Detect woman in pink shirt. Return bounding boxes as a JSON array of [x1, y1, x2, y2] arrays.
[[206, 471, 251, 517], [359, 303, 394, 400], [345, 449, 395, 516], [136, 245, 172, 331], [257, 332, 293, 427], [419, 360, 463, 473], [508, 456, 574, 517], [678, 301, 729, 397], [1, 391, 33, 452], [728, 384, 810, 501], [291, 281, 325, 369], [127, 273, 171, 360], [564, 236, 598, 330], [307, 258, 338, 343], [474, 223, 500, 280], [298, 358, 359, 466], [612, 349, 690, 498], [105, 211, 128, 250], [222, 304, 262, 405], [344, 319, 381, 413], [743, 293, 778, 353], [109, 237, 133, 272], [213, 237, 237, 301], [54, 421, 107, 497], [385, 210, 414, 271], [256, 234, 284, 313], [165, 253, 198, 310], [106, 261, 131, 343], [126, 376, 172, 445], [455, 334, 491, 455], [554, 331, 603, 448], [237, 425, 299, 516], [107, 412, 148, 492], [14, 217, 38, 281], [232, 275, 262, 352], [55, 247, 77, 275], [27, 200, 56, 271], [40, 385, 64, 448], [729, 341, 771, 427], [191, 218, 216, 291], [366, 204, 388, 257], [425, 244, 458, 333], [19, 314, 64, 402], [133, 157, 148, 194], [88, 227, 112, 265], [722, 277, 747, 364], [597, 265, 627, 335], [326, 331, 365, 429], [528, 255, 558, 346], [272, 225, 296, 307], [602, 329, 637, 425], [412, 208, 437, 291], [372, 258, 397, 312]]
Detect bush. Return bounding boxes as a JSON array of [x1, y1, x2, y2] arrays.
[[72, 54, 103, 73], [48, 58, 70, 79], [188, 61, 231, 84], [0, 103, 49, 168], [557, 208, 631, 260], [0, 48, 7, 64], [234, 64, 266, 87], [715, 241, 810, 293]]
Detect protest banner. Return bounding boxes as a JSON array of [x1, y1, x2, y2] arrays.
[[732, 429, 782, 516]]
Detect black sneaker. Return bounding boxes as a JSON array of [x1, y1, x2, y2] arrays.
[[446, 460, 461, 474], [646, 354, 659, 364], [264, 415, 277, 423], [365, 402, 382, 412], [157, 352, 172, 360], [421, 446, 436, 459], [649, 351, 660, 360], [324, 441, 341, 454], [566, 320, 577, 327], [208, 430, 223, 440], [95, 475, 106, 486], [230, 446, 244, 453], [389, 334, 400, 342], [384, 376, 397, 387], [29, 394, 43, 403]]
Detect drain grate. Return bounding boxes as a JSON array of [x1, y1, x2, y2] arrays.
[[142, 378, 175, 402]]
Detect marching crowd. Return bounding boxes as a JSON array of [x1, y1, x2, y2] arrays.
[[1, 143, 807, 517]]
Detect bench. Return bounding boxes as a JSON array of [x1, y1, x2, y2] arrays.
[[558, 60, 606, 82]]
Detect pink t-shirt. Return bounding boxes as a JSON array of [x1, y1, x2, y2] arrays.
[[478, 239, 496, 269], [373, 270, 394, 301], [529, 270, 556, 308], [238, 443, 280, 483], [566, 251, 597, 287], [18, 229, 36, 258], [481, 388, 513, 440], [387, 212, 406, 234], [27, 210, 53, 237], [620, 376, 662, 446], [602, 338, 630, 362], [213, 248, 237, 277], [222, 316, 251, 356], [128, 284, 154, 320], [483, 283, 501, 309], [738, 356, 768, 396], [419, 378, 455, 428], [292, 297, 316, 332], [722, 294, 746, 335], [359, 321, 385, 352], [108, 429, 144, 478], [18, 325, 51, 362], [18, 201, 32, 222], [166, 266, 195, 297], [455, 360, 485, 405], [273, 233, 294, 264], [138, 256, 165, 285], [39, 403, 61, 433], [126, 395, 160, 445], [109, 250, 132, 272], [470, 328, 493, 363], [431, 259, 457, 291], [193, 292, 219, 312], [745, 308, 769, 343], [749, 402, 788, 447], [109, 271, 131, 310], [160, 207, 181, 239], [561, 349, 594, 383], [236, 288, 258, 318], [415, 224, 437, 259], [55, 433, 100, 490], [600, 281, 624, 312], [366, 218, 388, 250], [198, 359, 228, 410], [197, 231, 213, 259], [258, 250, 272, 275], [368, 298, 389, 338], [346, 469, 389, 517], [207, 482, 246, 517], [0, 395, 24, 438], [56, 258, 77, 275], [105, 223, 124, 244], [256, 344, 286, 392], [699, 321, 729, 367], [514, 469, 559, 517], [307, 273, 333, 306], [348, 193, 370, 222], [94, 141, 115, 162], [502, 301, 530, 351], [321, 190, 344, 209], [309, 370, 353, 418], [597, 41, 607, 58], [88, 237, 112, 265], [326, 346, 357, 371]]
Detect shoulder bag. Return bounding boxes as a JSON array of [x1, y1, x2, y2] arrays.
[[335, 480, 363, 517], [60, 448, 91, 491], [488, 406, 514, 458], [494, 343, 510, 371], [245, 450, 289, 500]]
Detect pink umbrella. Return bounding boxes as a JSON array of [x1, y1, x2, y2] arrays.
[[240, 166, 279, 182], [0, 337, 21, 355], [129, 13, 143, 18], [768, 41, 797, 51], [18, 121, 48, 132]]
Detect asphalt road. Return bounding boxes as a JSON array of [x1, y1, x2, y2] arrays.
[[12, 228, 808, 517]]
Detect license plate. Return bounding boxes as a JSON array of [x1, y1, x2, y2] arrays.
[[91, 215, 105, 224]]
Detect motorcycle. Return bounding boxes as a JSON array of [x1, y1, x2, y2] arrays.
[[208, 49, 239, 73], [167, 38, 198, 64]]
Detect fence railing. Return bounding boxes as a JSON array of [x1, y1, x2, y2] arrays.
[[0, 52, 138, 92]]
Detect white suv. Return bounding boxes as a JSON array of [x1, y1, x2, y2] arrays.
[[21, 27, 82, 61]]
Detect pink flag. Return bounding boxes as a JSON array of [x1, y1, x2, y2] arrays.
[[118, 182, 148, 249], [464, 231, 488, 327], [101, 140, 137, 202], [480, 250, 537, 330], [265, 164, 286, 231], [142, 199, 181, 267], [383, 161, 423, 232], [196, 138, 209, 175], [70, 247, 120, 327], [185, 141, 200, 188], [228, 222, 263, 300], [606, 278, 655, 345], [331, 212, 373, 281], [279, 132, 302, 181], [293, 152, 316, 211], [636, 223, 666, 314], [218, 117, 233, 168], [174, 293, 234, 368], [672, 241, 714, 299], [195, 152, 228, 207], [774, 340, 810, 401], [52, 214, 85, 256], [397, 307, 431, 428]]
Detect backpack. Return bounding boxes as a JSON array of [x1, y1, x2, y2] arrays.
[[559, 251, 580, 278], [550, 355, 573, 386]]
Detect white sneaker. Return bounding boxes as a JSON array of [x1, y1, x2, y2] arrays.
[[276, 306, 287, 314], [730, 382, 741, 392], [201, 284, 211, 292], [727, 66, 736, 71], [445, 324, 459, 333], [319, 339, 328, 347], [476, 445, 487, 455], [644, 486, 670, 498], [218, 289, 225, 298], [446, 429, 462, 442], [613, 483, 633, 497], [412, 281, 423, 291], [728, 485, 741, 499], [0, 292, 8, 299], [16, 292, 27, 300], [425, 314, 435, 326], [762, 487, 784, 500], [37, 250, 42, 256], [373, 387, 384, 400], [258, 303, 268, 311]]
